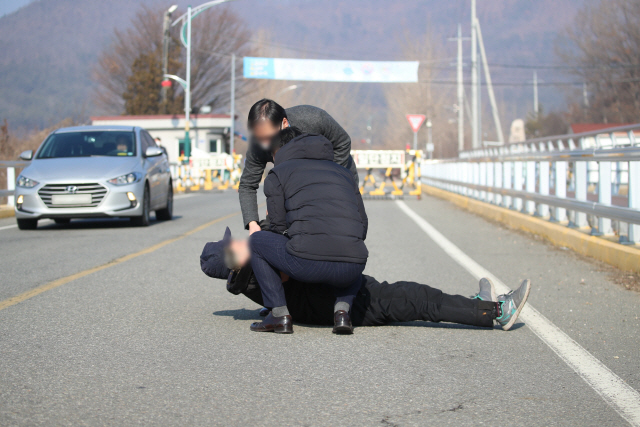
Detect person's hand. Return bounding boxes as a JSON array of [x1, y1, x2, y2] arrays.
[[248, 221, 261, 235]]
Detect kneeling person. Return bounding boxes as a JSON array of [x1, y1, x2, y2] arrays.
[[247, 127, 369, 334]]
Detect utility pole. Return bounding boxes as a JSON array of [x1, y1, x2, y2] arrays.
[[533, 71, 539, 119], [161, 5, 177, 111], [230, 53, 235, 155], [583, 82, 589, 108], [471, 0, 479, 149], [475, 17, 504, 144], [455, 25, 466, 152], [184, 5, 192, 159]]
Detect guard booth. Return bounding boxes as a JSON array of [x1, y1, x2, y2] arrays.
[[352, 149, 423, 198]]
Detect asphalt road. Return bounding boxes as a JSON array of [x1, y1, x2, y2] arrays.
[[0, 190, 638, 426]]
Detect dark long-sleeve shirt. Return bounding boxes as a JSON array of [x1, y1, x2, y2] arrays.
[[238, 105, 359, 228]]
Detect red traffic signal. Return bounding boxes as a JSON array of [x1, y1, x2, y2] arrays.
[[161, 80, 172, 88]]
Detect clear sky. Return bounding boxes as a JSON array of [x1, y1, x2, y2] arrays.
[[0, 0, 34, 17]]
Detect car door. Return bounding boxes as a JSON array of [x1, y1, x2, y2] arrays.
[[141, 131, 163, 208]]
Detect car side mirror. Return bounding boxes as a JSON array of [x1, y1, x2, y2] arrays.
[[144, 146, 163, 158], [19, 150, 33, 161]]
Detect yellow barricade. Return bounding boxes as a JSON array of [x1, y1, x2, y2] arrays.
[[352, 149, 422, 199]]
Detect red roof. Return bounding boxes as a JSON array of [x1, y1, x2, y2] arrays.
[[570, 123, 634, 134], [91, 113, 231, 121]]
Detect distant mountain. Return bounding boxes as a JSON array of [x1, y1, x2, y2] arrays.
[[0, 0, 585, 130]]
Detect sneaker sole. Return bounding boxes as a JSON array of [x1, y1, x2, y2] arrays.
[[502, 279, 531, 331]]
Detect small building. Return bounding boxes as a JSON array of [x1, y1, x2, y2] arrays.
[[90, 114, 233, 162]]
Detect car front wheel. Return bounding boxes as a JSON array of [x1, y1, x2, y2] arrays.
[[131, 185, 150, 227], [17, 218, 38, 230], [155, 183, 173, 221]]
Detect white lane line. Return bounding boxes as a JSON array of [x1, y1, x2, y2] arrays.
[[395, 200, 640, 427]]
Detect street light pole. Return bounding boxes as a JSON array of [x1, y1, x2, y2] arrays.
[[171, 0, 240, 159], [183, 5, 192, 160], [230, 53, 235, 155]]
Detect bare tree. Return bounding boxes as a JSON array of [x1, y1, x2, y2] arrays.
[[558, 0, 640, 123], [93, 4, 252, 115], [381, 31, 457, 157]]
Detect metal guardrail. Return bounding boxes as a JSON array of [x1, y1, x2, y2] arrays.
[[0, 160, 30, 203], [422, 123, 640, 244]]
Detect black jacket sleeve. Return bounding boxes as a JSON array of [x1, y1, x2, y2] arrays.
[[263, 173, 287, 234], [238, 143, 271, 229]]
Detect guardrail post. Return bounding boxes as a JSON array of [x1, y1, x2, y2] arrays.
[[494, 161, 502, 205], [629, 161, 640, 244], [572, 161, 588, 228], [538, 161, 550, 217], [525, 161, 536, 214], [554, 161, 567, 222], [7, 167, 15, 207], [479, 162, 487, 201], [473, 162, 480, 199], [513, 161, 523, 211], [503, 161, 512, 208], [487, 162, 494, 203], [595, 161, 613, 235]]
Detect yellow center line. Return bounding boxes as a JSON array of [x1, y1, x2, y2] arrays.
[[0, 211, 241, 312]]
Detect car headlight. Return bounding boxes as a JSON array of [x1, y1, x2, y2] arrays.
[[16, 175, 39, 188], [107, 172, 141, 186]]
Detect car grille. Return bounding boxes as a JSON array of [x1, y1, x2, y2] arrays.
[[38, 183, 108, 208]]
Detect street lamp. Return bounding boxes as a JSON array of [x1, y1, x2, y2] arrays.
[[170, 0, 240, 160], [276, 84, 302, 97]]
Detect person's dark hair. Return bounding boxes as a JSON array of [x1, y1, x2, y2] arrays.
[[270, 126, 303, 152], [247, 99, 287, 129]]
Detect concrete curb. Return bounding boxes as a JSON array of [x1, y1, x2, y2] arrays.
[[422, 184, 640, 273], [0, 206, 15, 219]]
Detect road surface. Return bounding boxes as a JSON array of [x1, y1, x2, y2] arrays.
[[0, 190, 639, 426]]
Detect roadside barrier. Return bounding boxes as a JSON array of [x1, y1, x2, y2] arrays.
[[352, 149, 423, 199]]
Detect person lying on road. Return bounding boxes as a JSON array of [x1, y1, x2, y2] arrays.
[[200, 226, 532, 332], [239, 99, 359, 235], [243, 127, 368, 334]]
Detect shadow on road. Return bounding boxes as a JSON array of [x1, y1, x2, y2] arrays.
[[35, 216, 183, 230], [212, 309, 526, 331], [213, 308, 262, 321]]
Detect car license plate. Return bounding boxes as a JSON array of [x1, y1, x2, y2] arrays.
[[51, 194, 92, 205]]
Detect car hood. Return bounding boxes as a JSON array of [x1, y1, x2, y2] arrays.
[[22, 157, 141, 183]]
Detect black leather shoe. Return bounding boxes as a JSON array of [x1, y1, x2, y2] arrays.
[[332, 310, 353, 334], [250, 312, 293, 334], [259, 307, 270, 317]]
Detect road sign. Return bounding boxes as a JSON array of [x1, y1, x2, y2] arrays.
[[406, 114, 426, 133], [192, 154, 230, 170], [351, 150, 406, 169]]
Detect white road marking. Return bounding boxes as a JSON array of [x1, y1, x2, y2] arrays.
[[395, 200, 640, 427], [0, 219, 53, 232]]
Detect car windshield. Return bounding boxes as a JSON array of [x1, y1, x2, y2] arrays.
[[36, 131, 137, 159]]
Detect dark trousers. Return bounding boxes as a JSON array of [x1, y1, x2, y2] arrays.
[[352, 279, 496, 328], [250, 231, 365, 309]]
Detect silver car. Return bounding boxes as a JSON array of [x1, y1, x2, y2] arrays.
[[14, 125, 173, 230]]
